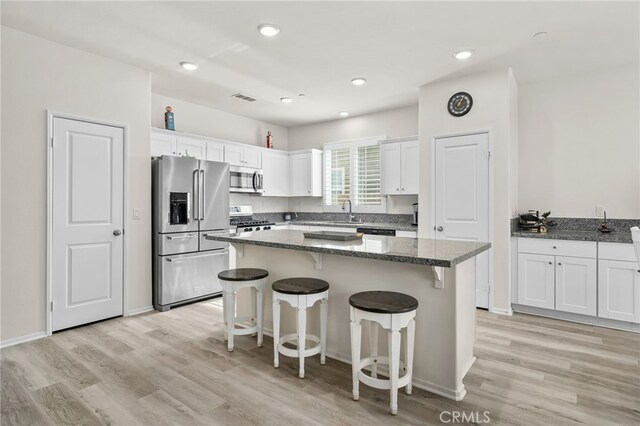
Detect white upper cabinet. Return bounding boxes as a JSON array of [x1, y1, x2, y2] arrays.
[[262, 150, 290, 197], [206, 140, 224, 162], [151, 130, 177, 157], [176, 135, 206, 159], [224, 144, 262, 168], [290, 149, 322, 197], [381, 140, 419, 195]]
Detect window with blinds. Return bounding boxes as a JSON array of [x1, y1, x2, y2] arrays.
[[324, 140, 383, 212]]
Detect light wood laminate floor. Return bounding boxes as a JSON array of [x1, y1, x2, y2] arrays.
[[2, 300, 639, 425]]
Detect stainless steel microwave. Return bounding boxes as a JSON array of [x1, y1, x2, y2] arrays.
[[229, 166, 264, 194]]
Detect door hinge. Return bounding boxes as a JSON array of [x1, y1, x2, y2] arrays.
[[51, 137, 55, 148], [50, 301, 54, 312], [487, 151, 492, 160]]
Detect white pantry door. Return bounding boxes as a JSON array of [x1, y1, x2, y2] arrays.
[[52, 117, 124, 331], [434, 132, 490, 309]]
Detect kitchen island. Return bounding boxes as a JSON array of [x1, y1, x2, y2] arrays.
[[206, 230, 490, 400]]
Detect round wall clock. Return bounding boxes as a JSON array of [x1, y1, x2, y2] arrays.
[[447, 92, 473, 117]]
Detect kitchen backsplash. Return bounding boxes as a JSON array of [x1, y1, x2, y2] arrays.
[[255, 211, 414, 225]]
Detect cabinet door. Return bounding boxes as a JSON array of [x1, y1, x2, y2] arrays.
[[224, 145, 244, 167], [517, 253, 555, 309], [262, 151, 290, 196], [555, 256, 597, 316], [290, 153, 311, 196], [396, 230, 417, 238], [401, 141, 419, 194], [598, 260, 640, 323], [151, 132, 176, 157], [381, 143, 401, 195], [206, 141, 224, 162], [176, 136, 206, 159], [243, 147, 262, 169]]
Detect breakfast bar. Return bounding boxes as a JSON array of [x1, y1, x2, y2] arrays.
[[206, 230, 491, 400]]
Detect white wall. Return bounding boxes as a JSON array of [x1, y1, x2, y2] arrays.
[[418, 69, 518, 313], [1, 27, 152, 343], [519, 64, 640, 219], [151, 93, 289, 150], [288, 105, 419, 213]]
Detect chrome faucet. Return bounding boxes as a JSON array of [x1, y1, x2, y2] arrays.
[[341, 199, 356, 222]]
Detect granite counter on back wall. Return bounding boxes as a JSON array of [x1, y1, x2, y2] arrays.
[[511, 217, 639, 244], [255, 212, 417, 231]]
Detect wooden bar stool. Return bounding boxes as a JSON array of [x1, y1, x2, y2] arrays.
[[272, 278, 329, 378], [217, 268, 269, 352], [349, 291, 418, 415]]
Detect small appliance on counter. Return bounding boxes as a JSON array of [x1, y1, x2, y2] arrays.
[[518, 210, 557, 233], [283, 212, 292, 221], [597, 211, 613, 233], [412, 203, 418, 226], [230, 206, 275, 232]]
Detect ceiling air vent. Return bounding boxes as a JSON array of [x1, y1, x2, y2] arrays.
[[232, 93, 257, 102]]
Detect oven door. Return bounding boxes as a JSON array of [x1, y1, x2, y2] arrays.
[[230, 166, 264, 194]]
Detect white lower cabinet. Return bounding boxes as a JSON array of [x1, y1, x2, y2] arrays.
[[555, 256, 597, 316], [598, 260, 640, 323], [517, 253, 556, 309]]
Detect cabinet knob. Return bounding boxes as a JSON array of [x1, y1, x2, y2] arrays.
[[401, 188, 405, 191], [557, 262, 562, 266], [548, 262, 552, 265], [396, 188, 400, 191], [553, 246, 557, 249]]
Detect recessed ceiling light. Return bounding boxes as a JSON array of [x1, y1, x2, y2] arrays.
[[179, 61, 199, 71], [258, 24, 280, 37], [453, 50, 474, 60], [351, 77, 367, 86], [280, 97, 293, 104], [339, 111, 350, 117], [533, 31, 548, 40]]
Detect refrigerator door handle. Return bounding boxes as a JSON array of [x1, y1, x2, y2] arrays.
[[200, 169, 205, 220], [192, 169, 199, 222], [165, 250, 229, 262]]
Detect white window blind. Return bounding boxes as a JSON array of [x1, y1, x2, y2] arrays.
[[324, 139, 383, 212]]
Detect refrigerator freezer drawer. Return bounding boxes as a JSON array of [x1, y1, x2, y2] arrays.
[[158, 232, 198, 256], [158, 249, 228, 306], [200, 230, 230, 251]]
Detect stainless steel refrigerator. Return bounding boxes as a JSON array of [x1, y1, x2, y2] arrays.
[[152, 156, 230, 311]]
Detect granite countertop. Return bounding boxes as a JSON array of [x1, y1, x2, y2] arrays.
[[206, 230, 490, 267], [281, 221, 419, 232], [511, 228, 633, 244]]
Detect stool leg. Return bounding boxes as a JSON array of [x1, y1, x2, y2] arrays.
[[297, 306, 307, 379], [388, 329, 401, 415], [250, 286, 257, 337], [320, 298, 328, 365], [272, 299, 280, 368], [369, 322, 378, 378], [222, 286, 228, 342], [350, 318, 362, 401], [405, 318, 415, 395], [225, 291, 235, 352], [256, 286, 264, 348]]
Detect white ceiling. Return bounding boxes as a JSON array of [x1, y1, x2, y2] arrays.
[[2, 1, 638, 127]]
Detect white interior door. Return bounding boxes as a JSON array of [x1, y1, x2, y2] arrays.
[[52, 117, 124, 331], [434, 132, 490, 309]]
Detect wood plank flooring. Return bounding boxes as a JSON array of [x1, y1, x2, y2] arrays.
[[2, 300, 639, 425]]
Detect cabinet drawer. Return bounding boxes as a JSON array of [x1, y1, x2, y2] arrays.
[[599, 242, 637, 262], [158, 232, 198, 255], [518, 238, 596, 258]]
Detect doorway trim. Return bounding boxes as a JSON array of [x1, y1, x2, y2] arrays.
[[46, 111, 129, 336], [429, 129, 494, 311]]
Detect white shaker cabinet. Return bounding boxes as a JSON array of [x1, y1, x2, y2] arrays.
[[176, 135, 206, 159], [262, 150, 290, 196], [151, 130, 177, 156], [289, 149, 323, 197], [555, 256, 597, 316], [517, 253, 556, 309], [598, 243, 640, 323], [381, 140, 419, 195], [225, 144, 262, 168], [206, 140, 224, 162]]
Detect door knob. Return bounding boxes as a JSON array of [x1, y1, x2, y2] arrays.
[[113, 230, 122, 236], [437, 226, 444, 232]]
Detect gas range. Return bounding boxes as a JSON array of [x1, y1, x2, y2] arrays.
[[230, 206, 275, 232]]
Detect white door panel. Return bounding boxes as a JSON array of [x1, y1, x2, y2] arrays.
[[52, 117, 124, 331], [434, 133, 490, 308], [176, 136, 205, 159], [517, 253, 555, 309], [555, 256, 596, 316], [598, 260, 640, 323], [381, 144, 401, 194], [401, 141, 419, 194]]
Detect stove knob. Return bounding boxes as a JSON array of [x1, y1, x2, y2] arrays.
[[255, 227, 261, 231], [264, 226, 271, 230], [244, 228, 253, 232]]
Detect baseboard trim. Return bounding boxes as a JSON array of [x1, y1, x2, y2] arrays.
[[1, 331, 47, 349], [512, 304, 640, 333], [126, 305, 154, 316], [489, 306, 513, 316]]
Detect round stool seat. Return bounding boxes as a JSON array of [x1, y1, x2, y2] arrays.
[[349, 291, 418, 314], [218, 268, 269, 281], [272, 277, 330, 295]]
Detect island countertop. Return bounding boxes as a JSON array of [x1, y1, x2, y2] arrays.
[[206, 229, 490, 267]]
